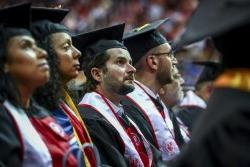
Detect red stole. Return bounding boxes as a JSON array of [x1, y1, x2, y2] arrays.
[[96, 92, 151, 167], [125, 126, 150, 167], [127, 81, 181, 160], [29, 115, 77, 167], [59, 102, 96, 167], [79, 91, 153, 167]]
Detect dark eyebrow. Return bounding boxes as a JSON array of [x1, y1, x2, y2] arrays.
[[116, 56, 127, 61], [59, 38, 72, 47], [116, 55, 131, 63], [19, 37, 36, 46]]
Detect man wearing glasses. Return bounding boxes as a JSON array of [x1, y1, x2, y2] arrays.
[[121, 18, 190, 162]]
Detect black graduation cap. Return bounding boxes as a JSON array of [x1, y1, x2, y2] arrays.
[[0, 3, 32, 53], [31, 7, 69, 23], [123, 18, 170, 64], [72, 23, 126, 70], [173, 0, 250, 51], [72, 23, 125, 54], [193, 61, 221, 85], [31, 7, 70, 40], [0, 3, 31, 29]]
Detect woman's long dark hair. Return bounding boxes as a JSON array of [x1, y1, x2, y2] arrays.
[[33, 35, 62, 110], [0, 28, 30, 107], [0, 67, 21, 107]]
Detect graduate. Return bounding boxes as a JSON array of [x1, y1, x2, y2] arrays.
[[158, 67, 187, 146], [0, 3, 52, 166], [74, 23, 159, 167], [122, 18, 190, 161], [172, 0, 250, 166], [31, 7, 96, 167], [159, 67, 185, 110], [177, 61, 221, 131]]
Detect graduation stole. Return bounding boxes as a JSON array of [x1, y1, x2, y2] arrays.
[[215, 68, 250, 92], [3, 100, 52, 167], [61, 89, 94, 167], [79, 91, 153, 167], [126, 81, 180, 161], [63, 89, 93, 142]]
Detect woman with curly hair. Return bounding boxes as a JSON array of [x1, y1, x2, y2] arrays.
[[31, 7, 97, 167]]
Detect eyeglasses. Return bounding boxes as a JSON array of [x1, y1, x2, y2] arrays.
[[151, 50, 175, 59]]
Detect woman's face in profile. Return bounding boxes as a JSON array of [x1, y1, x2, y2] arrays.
[[50, 32, 81, 83], [5, 35, 49, 89]]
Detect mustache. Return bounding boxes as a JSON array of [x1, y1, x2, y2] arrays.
[[124, 75, 135, 80]]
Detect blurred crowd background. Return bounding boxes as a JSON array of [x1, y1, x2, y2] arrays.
[[0, 0, 221, 89]]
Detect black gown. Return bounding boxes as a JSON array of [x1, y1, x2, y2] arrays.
[[121, 99, 165, 164], [121, 97, 156, 146], [174, 87, 250, 167], [121, 97, 185, 149], [175, 105, 205, 132], [0, 104, 22, 167], [78, 105, 165, 167], [78, 106, 128, 167]]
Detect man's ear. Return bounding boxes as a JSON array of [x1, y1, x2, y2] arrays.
[[146, 55, 159, 71], [91, 67, 102, 82]]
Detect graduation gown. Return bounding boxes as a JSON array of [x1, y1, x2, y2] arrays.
[[175, 106, 205, 132], [174, 87, 250, 167], [176, 90, 206, 132], [122, 97, 187, 149], [3, 100, 52, 167], [121, 98, 170, 166], [79, 92, 157, 167], [27, 101, 78, 167], [121, 97, 156, 147], [52, 98, 96, 167], [78, 106, 128, 167], [0, 103, 22, 167], [125, 81, 191, 161]]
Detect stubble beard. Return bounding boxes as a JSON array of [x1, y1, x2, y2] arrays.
[[117, 83, 135, 95]]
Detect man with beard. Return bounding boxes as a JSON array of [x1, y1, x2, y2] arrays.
[[159, 67, 188, 146], [159, 66, 185, 110], [122, 18, 190, 161], [74, 24, 158, 167]]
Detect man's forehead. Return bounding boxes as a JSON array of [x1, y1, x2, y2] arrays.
[[107, 48, 131, 59], [107, 48, 132, 61], [154, 43, 172, 52]]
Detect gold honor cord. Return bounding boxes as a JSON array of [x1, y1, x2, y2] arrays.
[[63, 89, 92, 167], [133, 23, 150, 32], [215, 68, 250, 92]]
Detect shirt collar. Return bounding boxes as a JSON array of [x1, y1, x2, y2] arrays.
[[106, 98, 124, 116]]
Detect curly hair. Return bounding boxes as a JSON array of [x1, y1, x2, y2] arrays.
[[82, 49, 110, 94], [33, 35, 62, 110]]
